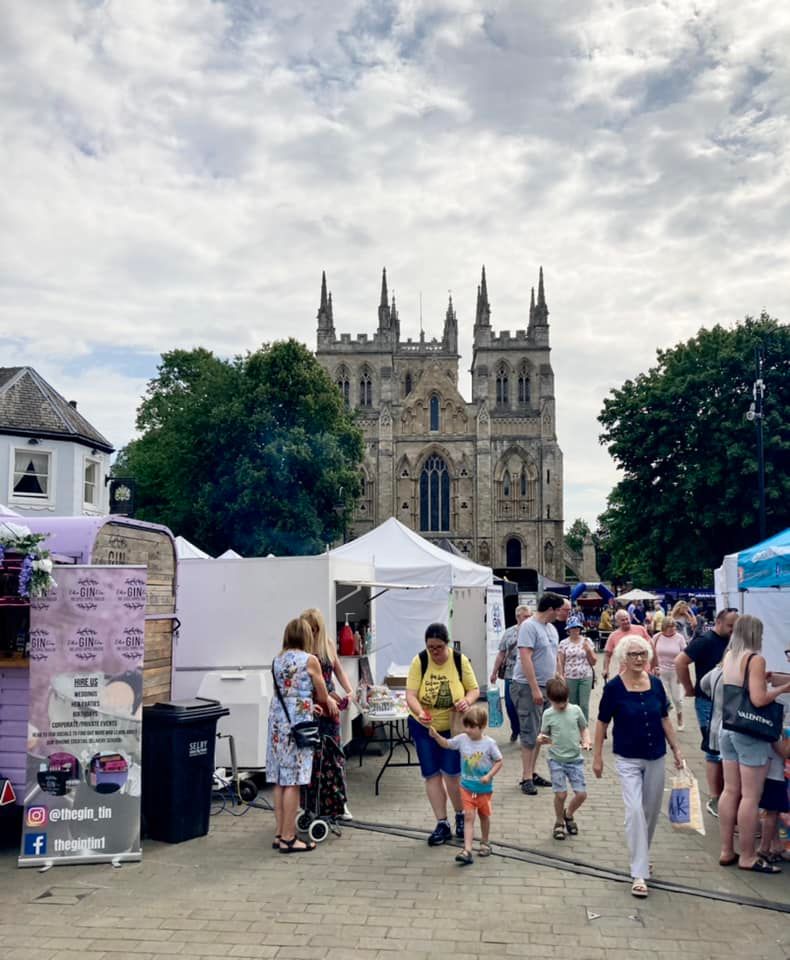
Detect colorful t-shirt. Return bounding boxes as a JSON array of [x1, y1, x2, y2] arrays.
[[558, 638, 594, 680], [406, 652, 478, 732], [446, 733, 502, 794], [540, 704, 587, 762]]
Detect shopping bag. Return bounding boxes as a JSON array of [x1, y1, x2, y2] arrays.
[[668, 763, 705, 835], [486, 689, 504, 728]]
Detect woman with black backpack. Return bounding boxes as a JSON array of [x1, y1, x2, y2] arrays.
[[405, 623, 480, 846]]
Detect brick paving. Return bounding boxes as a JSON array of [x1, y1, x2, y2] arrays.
[[1, 688, 789, 960]]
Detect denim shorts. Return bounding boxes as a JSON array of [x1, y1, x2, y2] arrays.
[[548, 758, 587, 793], [718, 728, 773, 768], [408, 716, 461, 779]]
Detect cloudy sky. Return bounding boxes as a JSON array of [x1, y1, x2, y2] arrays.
[[2, 0, 788, 528]]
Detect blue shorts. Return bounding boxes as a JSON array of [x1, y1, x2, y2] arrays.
[[408, 717, 461, 779], [548, 758, 587, 794], [694, 697, 722, 764], [718, 728, 773, 768]]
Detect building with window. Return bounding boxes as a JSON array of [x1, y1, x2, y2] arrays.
[[315, 266, 564, 584], [0, 367, 113, 517]]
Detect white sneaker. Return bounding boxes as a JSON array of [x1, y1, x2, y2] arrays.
[[339, 804, 353, 821]]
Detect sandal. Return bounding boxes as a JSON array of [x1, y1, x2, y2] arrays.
[[756, 850, 783, 864], [719, 855, 738, 867], [738, 857, 781, 874], [279, 836, 316, 854], [271, 834, 281, 850], [553, 822, 566, 840], [455, 850, 473, 866], [478, 842, 492, 857], [563, 812, 578, 836], [631, 878, 648, 898]]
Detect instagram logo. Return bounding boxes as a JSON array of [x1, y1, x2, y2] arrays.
[[26, 806, 48, 828]]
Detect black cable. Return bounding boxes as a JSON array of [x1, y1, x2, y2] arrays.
[[342, 818, 790, 916]]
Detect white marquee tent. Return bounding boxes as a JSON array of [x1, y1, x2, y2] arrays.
[[330, 518, 493, 681], [175, 535, 212, 560]]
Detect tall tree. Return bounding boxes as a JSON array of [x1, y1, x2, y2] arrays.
[[597, 313, 790, 584], [115, 340, 364, 556], [565, 518, 592, 555]]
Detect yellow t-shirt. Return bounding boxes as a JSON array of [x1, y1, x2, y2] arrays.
[[406, 651, 478, 732]]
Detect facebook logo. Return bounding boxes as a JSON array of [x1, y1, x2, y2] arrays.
[[24, 833, 47, 856]]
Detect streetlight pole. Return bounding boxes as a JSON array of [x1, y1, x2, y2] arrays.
[[747, 346, 766, 541]]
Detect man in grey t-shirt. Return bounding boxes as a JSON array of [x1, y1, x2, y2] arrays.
[[511, 593, 564, 795]]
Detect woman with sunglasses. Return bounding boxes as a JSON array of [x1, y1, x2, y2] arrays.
[[593, 634, 683, 899]]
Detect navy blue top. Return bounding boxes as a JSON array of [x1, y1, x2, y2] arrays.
[[597, 675, 670, 760]]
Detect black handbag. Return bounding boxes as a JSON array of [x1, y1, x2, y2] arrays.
[[272, 660, 321, 749], [721, 653, 783, 743]]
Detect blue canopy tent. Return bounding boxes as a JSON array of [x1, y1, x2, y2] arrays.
[[737, 528, 790, 590]]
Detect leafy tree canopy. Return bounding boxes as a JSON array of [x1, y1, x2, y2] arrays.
[[565, 518, 592, 555], [115, 340, 364, 556], [596, 313, 789, 585]]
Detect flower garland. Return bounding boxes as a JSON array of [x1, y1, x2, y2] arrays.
[[0, 522, 57, 599]]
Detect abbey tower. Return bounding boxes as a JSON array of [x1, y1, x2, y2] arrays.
[[315, 266, 564, 586]]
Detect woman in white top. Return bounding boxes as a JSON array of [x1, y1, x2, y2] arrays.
[[652, 618, 687, 730]]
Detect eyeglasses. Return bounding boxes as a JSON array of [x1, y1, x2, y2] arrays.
[[626, 651, 649, 660]]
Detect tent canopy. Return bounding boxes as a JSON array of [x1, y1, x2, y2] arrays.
[[330, 517, 492, 588], [175, 536, 212, 560], [737, 528, 790, 590], [218, 548, 243, 559], [617, 588, 658, 602]]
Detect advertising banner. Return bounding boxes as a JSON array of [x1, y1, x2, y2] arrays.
[[19, 565, 146, 867], [485, 585, 505, 683]]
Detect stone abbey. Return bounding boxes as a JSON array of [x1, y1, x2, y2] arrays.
[[315, 266, 564, 586]]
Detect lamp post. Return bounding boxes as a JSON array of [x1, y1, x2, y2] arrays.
[[746, 346, 766, 541]]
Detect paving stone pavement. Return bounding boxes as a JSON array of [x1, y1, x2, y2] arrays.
[[1, 686, 789, 960]]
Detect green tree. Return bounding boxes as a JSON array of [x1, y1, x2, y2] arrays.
[[597, 313, 790, 584], [565, 518, 592, 555], [116, 340, 364, 556]]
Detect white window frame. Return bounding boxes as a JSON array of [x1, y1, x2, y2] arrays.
[[83, 456, 101, 509], [9, 445, 55, 506]]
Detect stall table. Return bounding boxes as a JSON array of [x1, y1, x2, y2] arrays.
[[359, 712, 419, 796]]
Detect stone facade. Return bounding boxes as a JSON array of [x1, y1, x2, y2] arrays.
[[315, 267, 564, 582]]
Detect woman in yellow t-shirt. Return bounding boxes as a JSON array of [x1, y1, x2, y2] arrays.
[[405, 623, 480, 846]]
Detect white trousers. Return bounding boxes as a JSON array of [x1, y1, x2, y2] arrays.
[[614, 755, 666, 880], [659, 668, 683, 713]]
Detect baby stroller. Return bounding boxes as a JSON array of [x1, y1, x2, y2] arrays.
[[296, 732, 345, 844]]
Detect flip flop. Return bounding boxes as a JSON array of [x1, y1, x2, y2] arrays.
[[718, 855, 738, 867], [738, 857, 781, 874], [279, 837, 316, 854]]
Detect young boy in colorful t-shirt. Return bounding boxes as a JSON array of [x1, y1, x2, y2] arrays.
[[537, 677, 591, 840], [429, 705, 503, 865]]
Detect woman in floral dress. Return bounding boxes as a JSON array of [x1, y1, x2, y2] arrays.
[[266, 617, 334, 853], [301, 608, 353, 821], [557, 615, 597, 721]]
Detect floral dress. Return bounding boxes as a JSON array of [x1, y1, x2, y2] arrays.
[[266, 649, 315, 786], [302, 658, 347, 818]]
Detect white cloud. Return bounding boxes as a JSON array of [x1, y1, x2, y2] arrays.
[[1, 0, 789, 530]]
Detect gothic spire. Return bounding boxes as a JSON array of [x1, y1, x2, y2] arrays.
[[328, 291, 334, 323], [378, 267, 391, 331], [317, 270, 333, 332], [475, 266, 490, 327], [380, 267, 389, 308], [320, 270, 328, 311], [537, 266, 546, 308], [533, 266, 549, 328], [443, 292, 458, 352]]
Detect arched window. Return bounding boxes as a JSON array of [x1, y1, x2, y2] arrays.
[[502, 470, 511, 498], [404, 372, 413, 397], [419, 454, 450, 531], [335, 368, 350, 407], [359, 370, 372, 407], [495, 365, 509, 406], [430, 394, 440, 432], [518, 365, 530, 404], [520, 468, 527, 497], [506, 538, 522, 567]]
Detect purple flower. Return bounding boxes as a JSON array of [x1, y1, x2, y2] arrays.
[[18, 554, 34, 598]]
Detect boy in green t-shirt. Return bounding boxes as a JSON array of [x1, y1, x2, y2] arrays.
[[537, 678, 591, 840]]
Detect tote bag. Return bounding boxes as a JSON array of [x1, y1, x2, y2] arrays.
[[721, 654, 783, 743]]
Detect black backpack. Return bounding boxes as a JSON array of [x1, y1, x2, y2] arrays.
[[419, 647, 463, 682]]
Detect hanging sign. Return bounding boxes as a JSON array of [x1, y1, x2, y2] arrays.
[[19, 565, 146, 867]]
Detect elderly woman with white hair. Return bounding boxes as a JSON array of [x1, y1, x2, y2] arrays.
[[593, 633, 684, 899]]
